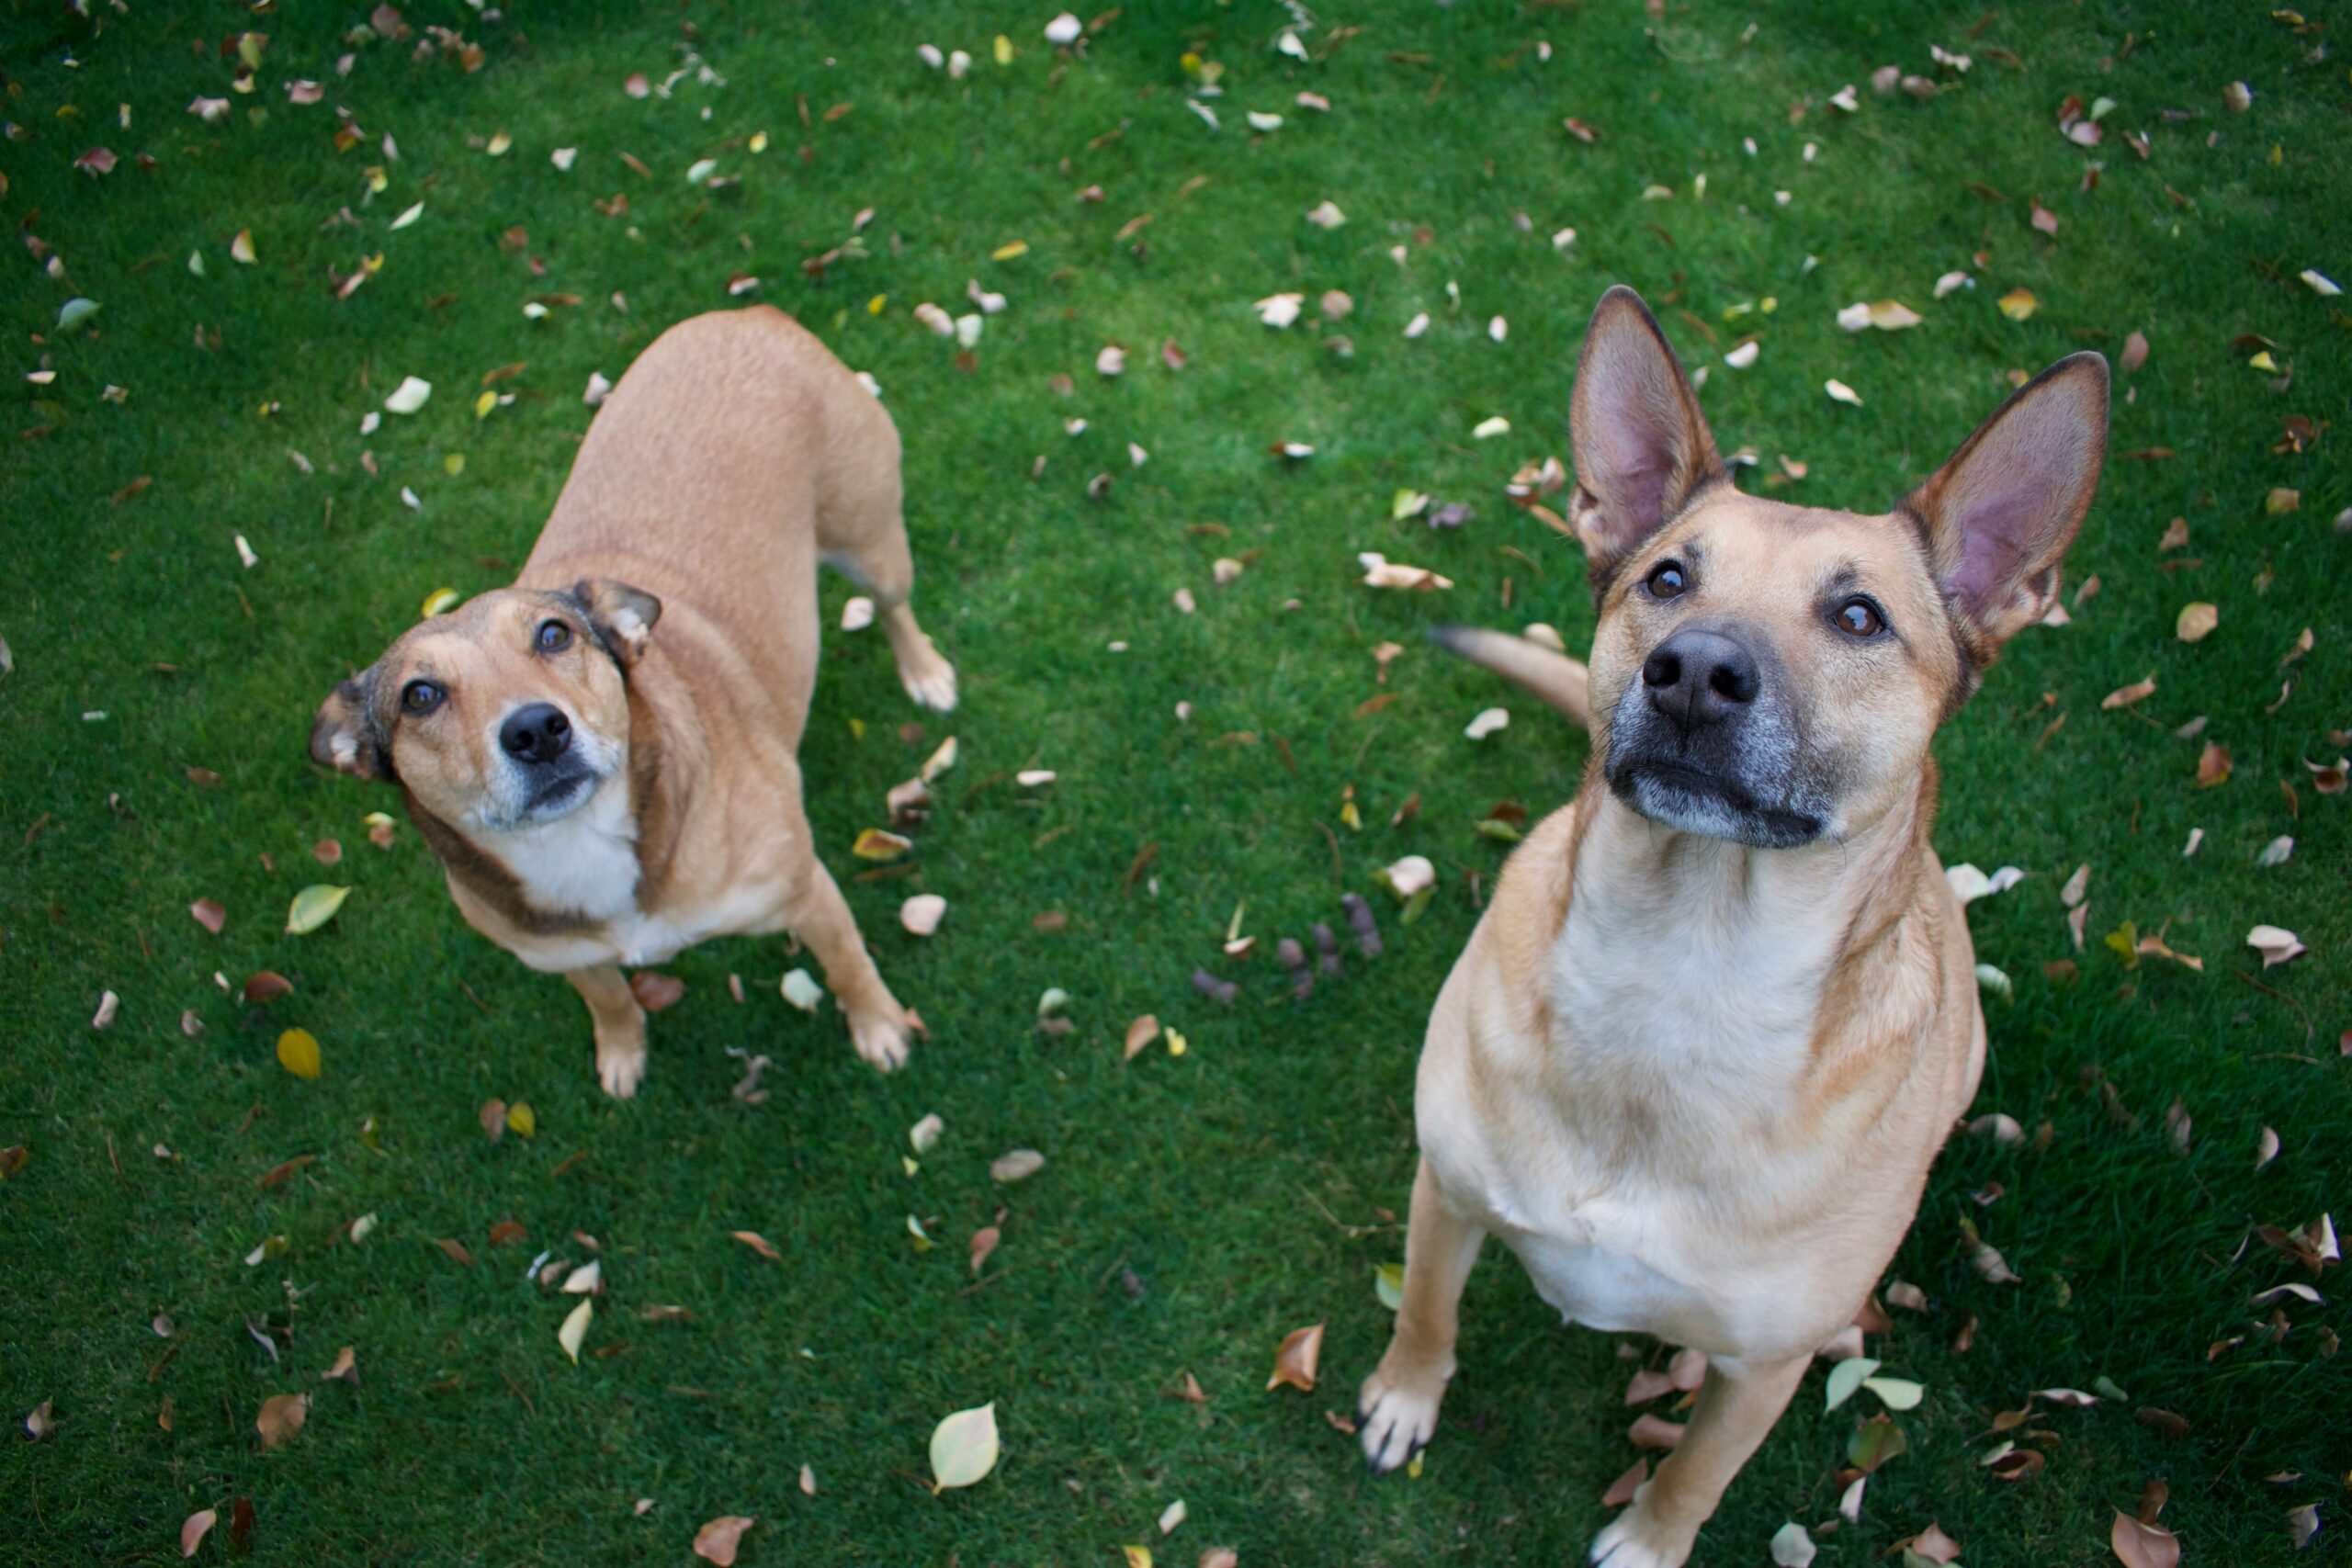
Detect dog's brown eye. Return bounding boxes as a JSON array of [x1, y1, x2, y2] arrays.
[[401, 680, 444, 714], [1834, 598, 1886, 637], [536, 621, 572, 652], [1645, 560, 1688, 599]]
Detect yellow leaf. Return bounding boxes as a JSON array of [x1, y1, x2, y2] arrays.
[[507, 1101, 536, 1139], [991, 240, 1029, 261], [276, 1028, 322, 1080], [2175, 603, 2218, 642], [1124, 1550, 1153, 1568], [231, 229, 257, 265], [421, 587, 461, 617], [852, 828, 912, 861], [286, 884, 351, 933], [2248, 350, 2278, 371], [1996, 288, 2037, 321], [929, 1402, 1001, 1490], [474, 389, 497, 417], [991, 34, 1013, 65], [868, 293, 888, 315], [748, 130, 768, 153], [558, 1297, 592, 1362], [486, 130, 512, 156], [2265, 487, 2300, 515], [1166, 1028, 1188, 1057], [443, 453, 465, 477]]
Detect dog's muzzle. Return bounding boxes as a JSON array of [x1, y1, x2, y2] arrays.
[[1604, 623, 1827, 848], [494, 703, 603, 824]]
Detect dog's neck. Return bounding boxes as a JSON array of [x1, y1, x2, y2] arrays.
[[1547, 768, 1936, 1136], [408, 662, 698, 938]]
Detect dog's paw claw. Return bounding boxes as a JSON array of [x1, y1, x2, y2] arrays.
[[900, 660, 958, 714], [596, 1045, 647, 1100], [1355, 1371, 1444, 1477], [850, 1008, 912, 1073]]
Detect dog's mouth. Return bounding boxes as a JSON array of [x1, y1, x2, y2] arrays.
[[1607, 754, 1824, 848], [519, 768, 599, 822]]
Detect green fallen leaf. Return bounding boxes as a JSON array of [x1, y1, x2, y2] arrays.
[[287, 884, 351, 933], [1860, 1375, 1925, 1411], [1374, 1262, 1404, 1311], [928, 1402, 1001, 1491], [1849, 1412, 1907, 1472], [57, 298, 101, 331], [1825, 1356, 1881, 1411]]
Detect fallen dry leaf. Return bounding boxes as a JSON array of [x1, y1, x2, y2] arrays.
[[255, 1393, 307, 1450], [1601, 1457, 1647, 1506], [970, 1224, 1000, 1275], [180, 1510, 217, 1558], [1267, 1324, 1323, 1392], [989, 1148, 1046, 1182], [2245, 925, 2305, 968], [731, 1230, 782, 1260], [1628, 1414, 1686, 1449], [692, 1516, 757, 1565], [2101, 676, 2156, 709], [629, 972, 685, 1011], [2111, 1509, 2181, 1568], [2175, 603, 2218, 642]]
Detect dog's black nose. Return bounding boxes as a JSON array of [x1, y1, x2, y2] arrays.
[[500, 703, 572, 765], [1643, 628, 1759, 729]]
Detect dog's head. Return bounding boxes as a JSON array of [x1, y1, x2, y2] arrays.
[[309, 579, 661, 833], [1567, 286, 2107, 849]]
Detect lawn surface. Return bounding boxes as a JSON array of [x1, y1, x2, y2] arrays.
[[2, 2, 2346, 1563]]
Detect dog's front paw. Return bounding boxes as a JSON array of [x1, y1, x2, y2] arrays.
[[848, 1004, 912, 1073], [1589, 1485, 1698, 1568], [595, 1034, 648, 1100], [898, 649, 958, 713], [1356, 1362, 1447, 1475]]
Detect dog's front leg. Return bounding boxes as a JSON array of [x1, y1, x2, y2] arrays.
[[782, 859, 910, 1072], [1589, 1350, 1809, 1568], [1357, 1158, 1486, 1473], [566, 963, 649, 1099]]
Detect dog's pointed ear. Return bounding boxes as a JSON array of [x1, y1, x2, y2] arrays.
[[1906, 353, 2108, 660], [569, 578, 662, 666], [1567, 285, 1724, 582], [310, 670, 391, 781]]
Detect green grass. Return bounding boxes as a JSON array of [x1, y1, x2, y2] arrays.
[[2, 1, 2346, 1562]]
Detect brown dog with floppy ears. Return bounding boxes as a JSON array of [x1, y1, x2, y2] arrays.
[[1357, 287, 2107, 1566], [311, 307, 957, 1098]]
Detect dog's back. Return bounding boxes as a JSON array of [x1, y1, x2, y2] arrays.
[[520, 308, 899, 716]]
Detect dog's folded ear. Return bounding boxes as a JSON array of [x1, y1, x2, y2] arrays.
[[569, 578, 663, 666], [1568, 285, 1724, 588], [1906, 353, 2108, 662], [311, 671, 391, 781]]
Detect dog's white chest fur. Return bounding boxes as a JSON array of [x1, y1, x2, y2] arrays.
[[481, 784, 778, 970], [491, 783, 643, 930], [1423, 829, 1854, 1348], [1547, 876, 1838, 1111]]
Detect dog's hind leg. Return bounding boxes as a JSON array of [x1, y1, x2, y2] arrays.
[[782, 856, 912, 1072], [1588, 1350, 1810, 1568], [1357, 1159, 1486, 1474], [818, 429, 958, 712], [567, 963, 649, 1099]]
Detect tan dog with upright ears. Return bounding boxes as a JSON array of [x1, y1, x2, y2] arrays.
[[311, 307, 957, 1097], [1358, 287, 2107, 1566]]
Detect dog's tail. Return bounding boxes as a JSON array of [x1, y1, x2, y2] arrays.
[[1428, 626, 1592, 729]]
